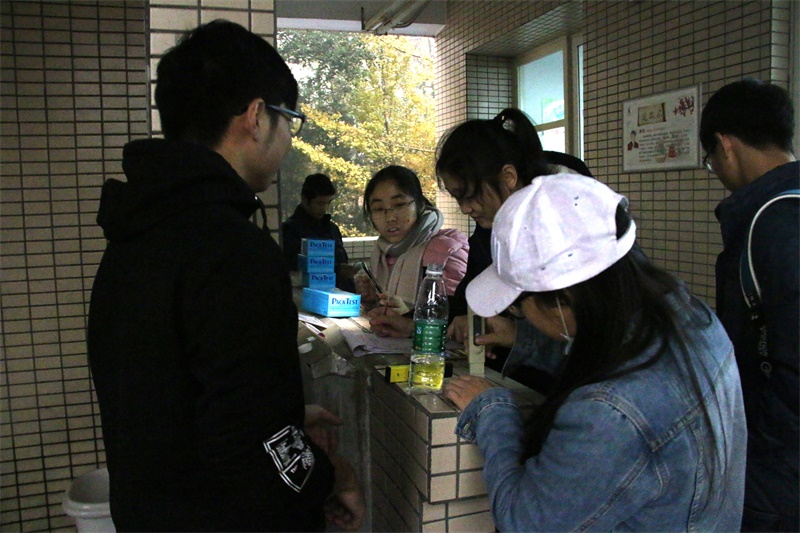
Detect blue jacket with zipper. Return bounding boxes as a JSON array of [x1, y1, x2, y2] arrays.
[[715, 160, 800, 530]]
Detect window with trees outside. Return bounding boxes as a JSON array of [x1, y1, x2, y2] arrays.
[[517, 36, 585, 158], [277, 30, 437, 238]]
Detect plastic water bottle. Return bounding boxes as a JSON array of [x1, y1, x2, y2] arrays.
[[409, 264, 448, 391]]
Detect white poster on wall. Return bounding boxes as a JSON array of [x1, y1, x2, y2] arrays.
[[622, 86, 701, 172]]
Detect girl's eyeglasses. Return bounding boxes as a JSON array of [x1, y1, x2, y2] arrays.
[[370, 200, 414, 219]]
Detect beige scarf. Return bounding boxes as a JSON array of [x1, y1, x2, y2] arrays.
[[370, 207, 444, 306]]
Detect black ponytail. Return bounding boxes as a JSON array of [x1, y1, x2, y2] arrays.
[[435, 108, 549, 200]]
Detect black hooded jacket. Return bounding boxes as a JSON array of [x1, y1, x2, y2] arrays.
[[88, 139, 334, 531]]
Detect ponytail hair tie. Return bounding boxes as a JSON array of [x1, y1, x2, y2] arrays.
[[493, 112, 513, 131]]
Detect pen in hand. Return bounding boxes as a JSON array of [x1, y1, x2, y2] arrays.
[[357, 262, 383, 294]]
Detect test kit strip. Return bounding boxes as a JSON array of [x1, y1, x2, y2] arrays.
[[468, 308, 485, 377]]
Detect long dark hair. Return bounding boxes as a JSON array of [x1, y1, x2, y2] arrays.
[[362, 165, 434, 227], [525, 207, 716, 460], [435, 108, 550, 201]]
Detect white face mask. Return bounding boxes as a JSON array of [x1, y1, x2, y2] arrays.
[[556, 298, 575, 355]]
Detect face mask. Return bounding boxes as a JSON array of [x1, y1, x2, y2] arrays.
[[556, 298, 574, 355]]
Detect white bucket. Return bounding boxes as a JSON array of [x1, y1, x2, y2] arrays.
[[62, 468, 116, 532]]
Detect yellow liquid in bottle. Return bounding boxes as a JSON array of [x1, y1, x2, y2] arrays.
[[409, 354, 445, 391]]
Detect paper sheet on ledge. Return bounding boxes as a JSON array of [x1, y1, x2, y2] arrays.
[[298, 312, 329, 329], [337, 316, 465, 358], [335, 317, 410, 357]]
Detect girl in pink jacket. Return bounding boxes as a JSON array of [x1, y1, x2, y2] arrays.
[[356, 165, 468, 337]]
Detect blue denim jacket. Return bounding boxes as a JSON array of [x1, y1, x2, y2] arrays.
[[456, 294, 747, 531]]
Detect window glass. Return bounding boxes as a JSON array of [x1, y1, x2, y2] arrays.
[[518, 50, 564, 126], [538, 127, 566, 152]]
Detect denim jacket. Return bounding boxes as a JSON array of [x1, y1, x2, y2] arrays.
[[456, 293, 747, 531]]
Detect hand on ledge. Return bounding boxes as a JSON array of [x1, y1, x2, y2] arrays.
[[443, 374, 496, 411]]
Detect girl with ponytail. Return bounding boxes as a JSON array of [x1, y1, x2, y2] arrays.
[[436, 108, 591, 384]]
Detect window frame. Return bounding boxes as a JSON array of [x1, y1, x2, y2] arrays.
[[515, 34, 585, 159]]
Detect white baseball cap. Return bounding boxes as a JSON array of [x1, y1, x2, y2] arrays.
[[466, 173, 637, 317]]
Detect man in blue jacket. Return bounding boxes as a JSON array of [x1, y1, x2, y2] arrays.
[[701, 78, 799, 531], [87, 20, 364, 531]]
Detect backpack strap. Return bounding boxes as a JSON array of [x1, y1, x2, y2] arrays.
[[739, 189, 800, 377]]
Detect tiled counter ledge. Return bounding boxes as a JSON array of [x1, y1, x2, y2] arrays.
[[369, 363, 544, 532]]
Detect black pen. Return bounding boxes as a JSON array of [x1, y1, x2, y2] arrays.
[[359, 262, 384, 294]]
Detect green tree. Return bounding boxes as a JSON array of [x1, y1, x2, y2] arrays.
[[277, 30, 436, 237]]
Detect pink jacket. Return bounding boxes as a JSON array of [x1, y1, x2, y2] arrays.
[[421, 228, 469, 295]]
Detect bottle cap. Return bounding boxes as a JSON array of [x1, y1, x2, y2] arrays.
[[425, 263, 443, 275]]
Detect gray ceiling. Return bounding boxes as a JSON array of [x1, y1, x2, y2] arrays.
[[275, 0, 447, 36], [274, 1, 588, 58]]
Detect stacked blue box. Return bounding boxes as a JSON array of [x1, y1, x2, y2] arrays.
[[297, 238, 361, 316], [301, 287, 361, 317], [298, 238, 336, 287]]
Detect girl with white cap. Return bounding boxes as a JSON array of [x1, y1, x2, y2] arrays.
[[442, 174, 747, 530]]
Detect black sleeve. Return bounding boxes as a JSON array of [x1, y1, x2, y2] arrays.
[[449, 226, 493, 321], [281, 219, 302, 270], [182, 222, 334, 527]]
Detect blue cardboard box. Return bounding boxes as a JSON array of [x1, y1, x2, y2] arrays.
[[302, 288, 361, 317], [298, 254, 335, 273], [301, 238, 335, 257], [302, 271, 336, 288]]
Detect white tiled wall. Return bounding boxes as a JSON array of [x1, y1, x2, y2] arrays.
[[0, 1, 275, 530], [0, 1, 792, 530], [434, 0, 791, 307], [369, 365, 541, 531]]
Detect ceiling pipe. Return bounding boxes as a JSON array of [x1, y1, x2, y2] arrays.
[[361, 0, 430, 35]]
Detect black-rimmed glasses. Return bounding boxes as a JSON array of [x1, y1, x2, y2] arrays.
[[370, 200, 415, 219], [266, 104, 306, 136], [702, 153, 714, 173]]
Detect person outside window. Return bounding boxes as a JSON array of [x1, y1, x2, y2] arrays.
[[281, 173, 356, 290], [700, 78, 799, 531], [443, 174, 747, 531], [87, 20, 364, 531]]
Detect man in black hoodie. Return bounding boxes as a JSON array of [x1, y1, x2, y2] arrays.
[[87, 20, 364, 532]]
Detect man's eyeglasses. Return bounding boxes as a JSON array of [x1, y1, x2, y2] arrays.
[[370, 200, 415, 219], [702, 153, 714, 173], [267, 105, 306, 136]]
